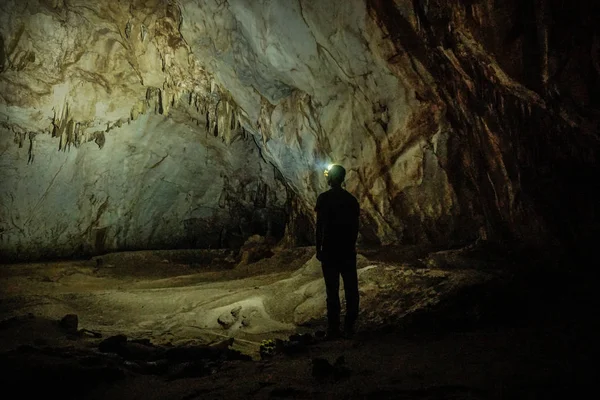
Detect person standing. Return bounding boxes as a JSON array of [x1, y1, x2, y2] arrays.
[[315, 164, 360, 339]]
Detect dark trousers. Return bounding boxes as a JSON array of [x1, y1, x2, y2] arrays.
[[321, 256, 359, 333]]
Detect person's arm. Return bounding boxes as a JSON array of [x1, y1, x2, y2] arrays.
[[315, 195, 324, 261]]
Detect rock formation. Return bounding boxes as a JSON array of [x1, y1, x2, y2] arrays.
[[1, 0, 598, 261]]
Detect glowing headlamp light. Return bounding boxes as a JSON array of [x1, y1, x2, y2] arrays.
[[324, 163, 334, 177]]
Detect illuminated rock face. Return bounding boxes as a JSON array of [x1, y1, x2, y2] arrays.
[[179, 0, 453, 246], [1, 0, 598, 260], [178, 0, 600, 251], [0, 112, 287, 261], [0, 1, 288, 261]]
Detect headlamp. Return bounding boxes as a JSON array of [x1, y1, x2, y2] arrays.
[[324, 163, 334, 177]]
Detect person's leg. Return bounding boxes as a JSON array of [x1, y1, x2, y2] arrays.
[[340, 257, 359, 335], [321, 262, 341, 335]]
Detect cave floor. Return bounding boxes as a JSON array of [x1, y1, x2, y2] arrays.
[[0, 246, 594, 399]]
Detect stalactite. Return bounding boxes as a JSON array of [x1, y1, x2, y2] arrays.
[[145, 87, 165, 115], [13, 130, 26, 148], [27, 132, 35, 164], [130, 101, 143, 121], [94, 131, 105, 149], [11, 76, 246, 161], [73, 122, 81, 148], [140, 24, 147, 42], [52, 102, 68, 139], [158, 88, 164, 115], [212, 100, 219, 138]]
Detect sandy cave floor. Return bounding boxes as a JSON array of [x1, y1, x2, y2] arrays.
[[0, 245, 595, 399]]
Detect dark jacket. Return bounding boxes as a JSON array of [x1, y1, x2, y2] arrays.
[[315, 187, 360, 261]]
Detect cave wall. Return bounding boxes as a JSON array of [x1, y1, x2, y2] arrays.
[[369, 0, 600, 252], [178, 0, 599, 251], [0, 0, 287, 261], [1, 0, 598, 260], [0, 111, 287, 261], [179, 0, 458, 246]]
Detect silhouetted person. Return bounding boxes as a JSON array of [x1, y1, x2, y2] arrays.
[[315, 164, 360, 339]]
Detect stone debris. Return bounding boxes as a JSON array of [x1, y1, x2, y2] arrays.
[[59, 314, 79, 334], [77, 328, 102, 338], [217, 312, 237, 329], [237, 235, 275, 266], [97, 334, 250, 367], [98, 334, 128, 355], [231, 305, 242, 319], [2, 328, 243, 384], [218, 305, 245, 329]]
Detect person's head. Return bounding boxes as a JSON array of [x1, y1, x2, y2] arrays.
[[326, 164, 346, 187]]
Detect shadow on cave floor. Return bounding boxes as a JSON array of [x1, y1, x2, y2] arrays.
[[0, 243, 596, 399]]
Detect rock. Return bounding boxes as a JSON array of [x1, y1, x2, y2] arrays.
[[217, 312, 237, 329], [218, 305, 244, 329], [167, 360, 214, 381], [209, 337, 234, 350], [124, 359, 170, 375], [121, 342, 159, 361], [130, 338, 153, 347], [226, 349, 252, 362], [98, 335, 128, 355], [164, 343, 250, 363], [237, 235, 274, 266], [230, 305, 242, 318], [244, 234, 266, 245], [288, 333, 316, 346], [78, 329, 102, 338], [59, 314, 78, 334]]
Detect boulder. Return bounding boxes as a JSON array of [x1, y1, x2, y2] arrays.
[[238, 235, 275, 266], [59, 314, 78, 334]]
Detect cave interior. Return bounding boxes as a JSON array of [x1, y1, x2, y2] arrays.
[[0, 0, 598, 398]]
